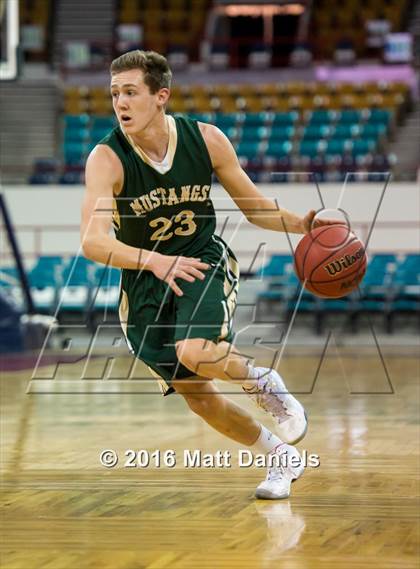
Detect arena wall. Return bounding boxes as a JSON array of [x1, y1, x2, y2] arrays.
[[2, 183, 419, 269]]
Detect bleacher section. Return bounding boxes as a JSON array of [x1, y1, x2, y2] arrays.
[[20, 0, 52, 63], [255, 252, 419, 334], [41, 80, 409, 184], [309, 0, 410, 59], [117, 0, 210, 60], [0, 253, 417, 333]]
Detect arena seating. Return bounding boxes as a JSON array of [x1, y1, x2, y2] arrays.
[[255, 253, 419, 333], [309, 0, 409, 59], [1, 253, 417, 332], [51, 80, 409, 184], [117, 0, 210, 60], [19, 0, 52, 63]]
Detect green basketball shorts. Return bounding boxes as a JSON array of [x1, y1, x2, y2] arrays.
[[119, 235, 239, 395]]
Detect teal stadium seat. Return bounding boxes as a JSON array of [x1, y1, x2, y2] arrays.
[[272, 111, 298, 126], [332, 124, 359, 139], [64, 114, 90, 128], [91, 116, 115, 129], [256, 254, 293, 277], [92, 265, 121, 311], [188, 112, 214, 123], [366, 109, 391, 125], [215, 114, 239, 129], [300, 140, 324, 157], [219, 126, 240, 140], [242, 112, 270, 127], [236, 141, 261, 158], [266, 140, 293, 157], [351, 139, 376, 155], [360, 123, 387, 139], [65, 127, 90, 142], [269, 126, 295, 140], [326, 139, 352, 155], [240, 126, 269, 141], [338, 110, 362, 124], [307, 109, 336, 125], [302, 125, 331, 140]]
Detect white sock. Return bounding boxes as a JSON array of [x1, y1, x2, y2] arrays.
[[251, 424, 284, 455], [243, 363, 262, 390]]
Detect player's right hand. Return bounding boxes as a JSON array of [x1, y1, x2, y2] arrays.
[[149, 253, 210, 297]]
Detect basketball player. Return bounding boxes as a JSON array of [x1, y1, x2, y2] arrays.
[[81, 50, 331, 499]]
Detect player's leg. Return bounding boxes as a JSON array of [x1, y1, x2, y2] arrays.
[[174, 236, 307, 445], [175, 338, 308, 445], [173, 376, 305, 499], [172, 375, 261, 445]]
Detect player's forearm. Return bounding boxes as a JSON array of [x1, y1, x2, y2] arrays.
[[247, 205, 304, 234], [81, 233, 157, 270]]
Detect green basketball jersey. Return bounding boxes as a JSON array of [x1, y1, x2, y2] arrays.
[[99, 115, 216, 257]]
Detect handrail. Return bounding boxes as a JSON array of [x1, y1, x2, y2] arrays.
[[0, 221, 419, 261]]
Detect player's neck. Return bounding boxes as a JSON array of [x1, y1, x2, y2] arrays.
[[130, 112, 169, 163]]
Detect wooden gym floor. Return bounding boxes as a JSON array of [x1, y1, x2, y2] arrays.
[[1, 346, 419, 569]]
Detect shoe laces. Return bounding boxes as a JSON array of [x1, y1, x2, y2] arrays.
[[255, 377, 291, 423], [267, 452, 287, 482]]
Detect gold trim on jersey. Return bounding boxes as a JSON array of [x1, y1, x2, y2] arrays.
[[121, 115, 177, 174], [211, 236, 240, 342], [112, 198, 121, 230], [119, 287, 171, 394]]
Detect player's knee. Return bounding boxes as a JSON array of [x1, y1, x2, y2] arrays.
[[183, 394, 213, 417]]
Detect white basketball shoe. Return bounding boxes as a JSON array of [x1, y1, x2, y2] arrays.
[[255, 444, 305, 500], [243, 368, 308, 444]]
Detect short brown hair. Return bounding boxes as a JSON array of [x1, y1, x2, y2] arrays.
[[110, 50, 172, 94]]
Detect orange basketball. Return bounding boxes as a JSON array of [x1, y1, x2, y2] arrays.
[[294, 225, 367, 298]]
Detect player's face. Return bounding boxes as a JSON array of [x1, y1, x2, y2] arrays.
[[110, 69, 169, 133]]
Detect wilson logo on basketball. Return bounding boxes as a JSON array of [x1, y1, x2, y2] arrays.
[[324, 247, 365, 277]]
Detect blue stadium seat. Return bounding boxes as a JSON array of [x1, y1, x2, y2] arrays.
[[29, 172, 57, 184], [59, 171, 85, 184]]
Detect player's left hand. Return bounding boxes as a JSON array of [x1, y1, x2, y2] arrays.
[[301, 210, 345, 234]]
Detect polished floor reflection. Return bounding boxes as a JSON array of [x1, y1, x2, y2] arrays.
[[1, 347, 419, 569]]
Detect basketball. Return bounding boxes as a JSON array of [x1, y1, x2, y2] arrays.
[[294, 225, 367, 298]]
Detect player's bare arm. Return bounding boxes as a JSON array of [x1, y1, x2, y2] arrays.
[[200, 123, 329, 234], [81, 144, 209, 296]]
